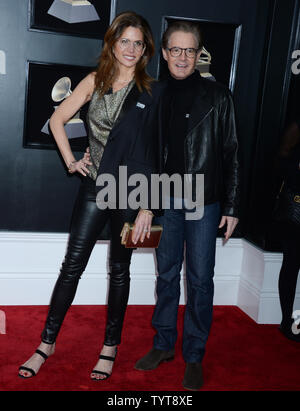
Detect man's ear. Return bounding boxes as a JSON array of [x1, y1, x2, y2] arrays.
[[162, 48, 168, 61]]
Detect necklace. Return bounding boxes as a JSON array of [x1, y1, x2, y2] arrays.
[[115, 77, 133, 83]]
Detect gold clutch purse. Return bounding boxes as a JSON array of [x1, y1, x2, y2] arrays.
[[120, 223, 163, 248]]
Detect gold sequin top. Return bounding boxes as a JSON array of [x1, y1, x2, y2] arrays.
[[86, 80, 135, 181]]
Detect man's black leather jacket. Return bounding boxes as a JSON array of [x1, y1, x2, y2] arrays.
[[160, 75, 240, 218]]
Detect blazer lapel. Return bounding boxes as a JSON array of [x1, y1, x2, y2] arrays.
[[112, 84, 141, 133]]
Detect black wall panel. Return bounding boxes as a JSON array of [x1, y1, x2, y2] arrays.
[[0, 0, 102, 232]]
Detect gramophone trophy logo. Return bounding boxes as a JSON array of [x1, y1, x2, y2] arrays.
[[196, 47, 216, 81], [47, 0, 100, 24], [41, 76, 87, 139]]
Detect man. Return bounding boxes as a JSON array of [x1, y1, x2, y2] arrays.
[[134, 20, 240, 391]]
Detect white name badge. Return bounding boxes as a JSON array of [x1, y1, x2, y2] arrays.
[[136, 102, 145, 109]]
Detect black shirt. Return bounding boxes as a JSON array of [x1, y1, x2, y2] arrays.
[[164, 70, 199, 177]]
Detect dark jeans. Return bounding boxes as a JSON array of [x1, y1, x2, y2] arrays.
[[41, 176, 138, 346], [278, 222, 300, 328], [152, 198, 220, 363]]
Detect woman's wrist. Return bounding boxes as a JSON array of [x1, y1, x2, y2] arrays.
[[140, 209, 154, 217], [68, 160, 77, 173]]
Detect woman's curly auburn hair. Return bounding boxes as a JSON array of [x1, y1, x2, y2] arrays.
[[94, 11, 155, 98]]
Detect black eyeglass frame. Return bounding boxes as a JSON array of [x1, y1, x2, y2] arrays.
[[166, 47, 201, 57]]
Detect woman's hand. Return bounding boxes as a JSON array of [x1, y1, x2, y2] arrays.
[[132, 209, 154, 244], [68, 150, 92, 177], [83, 146, 91, 163]]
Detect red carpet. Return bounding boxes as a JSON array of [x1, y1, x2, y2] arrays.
[[0, 305, 299, 391]]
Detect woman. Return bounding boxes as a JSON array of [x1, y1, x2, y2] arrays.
[[19, 11, 163, 380], [276, 119, 300, 342]]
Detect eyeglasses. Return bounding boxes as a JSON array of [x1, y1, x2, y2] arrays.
[[118, 38, 145, 52], [166, 47, 199, 58]]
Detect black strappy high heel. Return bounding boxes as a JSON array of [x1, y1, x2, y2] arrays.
[[90, 347, 118, 381], [18, 349, 49, 378]]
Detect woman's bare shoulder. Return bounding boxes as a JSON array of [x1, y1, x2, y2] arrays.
[[79, 71, 97, 100], [86, 71, 97, 89]]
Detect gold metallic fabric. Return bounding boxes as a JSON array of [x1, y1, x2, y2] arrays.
[[86, 81, 134, 180]]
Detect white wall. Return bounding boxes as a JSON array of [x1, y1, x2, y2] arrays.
[[0, 232, 299, 324]]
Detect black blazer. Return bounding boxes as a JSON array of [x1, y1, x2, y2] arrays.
[[96, 81, 166, 215]]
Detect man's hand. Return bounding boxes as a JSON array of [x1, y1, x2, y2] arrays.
[[219, 216, 239, 241]]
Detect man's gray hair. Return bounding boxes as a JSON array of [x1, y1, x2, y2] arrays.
[[162, 20, 203, 50]]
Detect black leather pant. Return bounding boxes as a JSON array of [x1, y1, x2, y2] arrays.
[[41, 176, 138, 346]]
